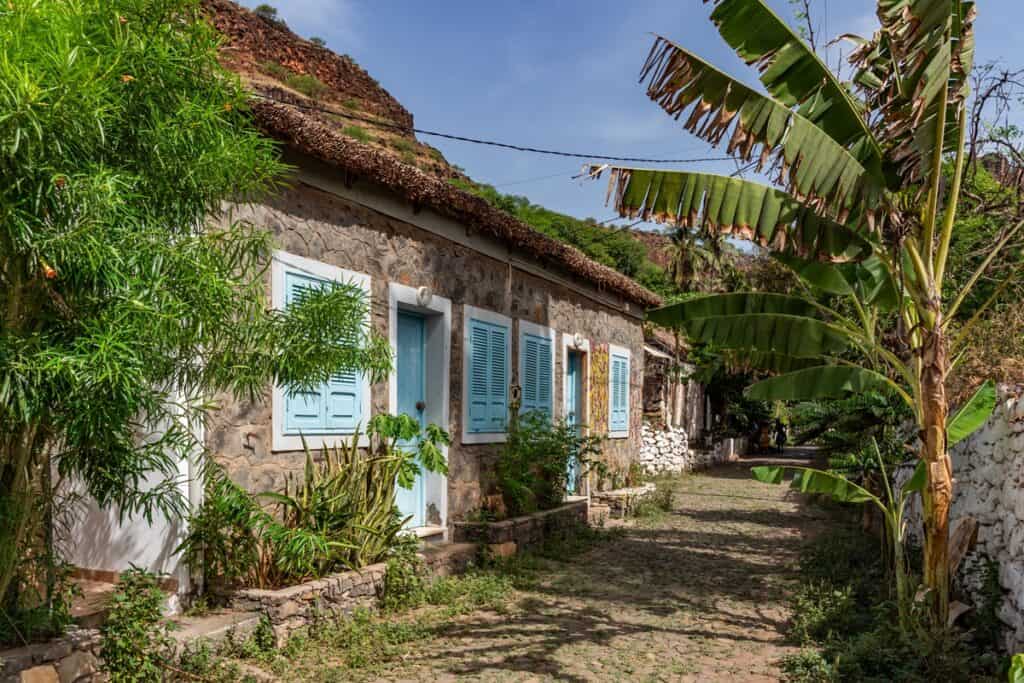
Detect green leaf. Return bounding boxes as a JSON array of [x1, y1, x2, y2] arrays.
[[648, 292, 820, 327], [639, 35, 883, 213], [947, 380, 997, 446], [685, 314, 853, 358], [752, 465, 878, 504], [1009, 653, 1024, 683], [706, 0, 880, 163], [751, 465, 784, 485], [745, 366, 894, 401], [772, 253, 854, 295], [591, 169, 873, 261], [904, 460, 928, 494]]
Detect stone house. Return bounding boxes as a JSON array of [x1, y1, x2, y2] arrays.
[[64, 0, 660, 596]]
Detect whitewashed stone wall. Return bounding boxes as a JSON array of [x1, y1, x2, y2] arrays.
[[640, 422, 744, 473], [899, 386, 1024, 652]]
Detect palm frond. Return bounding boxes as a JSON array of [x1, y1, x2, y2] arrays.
[[590, 168, 874, 261], [705, 0, 881, 162], [640, 36, 884, 213]]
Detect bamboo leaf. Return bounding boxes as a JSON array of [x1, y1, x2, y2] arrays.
[[593, 169, 874, 261], [947, 380, 996, 446], [745, 365, 894, 401]]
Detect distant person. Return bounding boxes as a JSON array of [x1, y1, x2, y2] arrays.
[[774, 419, 787, 454]]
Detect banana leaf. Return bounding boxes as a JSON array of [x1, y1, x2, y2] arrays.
[[684, 314, 853, 358], [745, 365, 894, 400], [947, 380, 997, 446], [752, 465, 877, 504], [591, 168, 874, 261], [647, 292, 820, 327]]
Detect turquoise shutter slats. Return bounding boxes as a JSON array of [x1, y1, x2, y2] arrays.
[[283, 268, 363, 435], [537, 338, 552, 415], [488, 325, 508, 431], [468, 321, 491, 432], [519, 331, 552, 419], [610, 353, 630, 432], [467, 317, 509, 434]]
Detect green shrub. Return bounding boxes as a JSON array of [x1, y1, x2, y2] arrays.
[[342, 98, 360, 110], [258, 60, 328, 98], [378, 535, 427, 611], [100, 569, 172, 682], [497, 411, 602, 517], [631, 480, 674, 519], [342, 125, 372, 143], [309, 36, 326, 47], [780, 649, 835, 682], [180, 415, 449, 589], [253, 4, 281, 23]]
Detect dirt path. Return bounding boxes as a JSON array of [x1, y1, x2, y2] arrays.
[[367, 455, 827, 682]]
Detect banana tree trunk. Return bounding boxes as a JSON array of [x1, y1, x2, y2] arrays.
[[919, 326, 952, 624]]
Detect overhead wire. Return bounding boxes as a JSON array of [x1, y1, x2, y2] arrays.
[[251, 92, 737, 166]]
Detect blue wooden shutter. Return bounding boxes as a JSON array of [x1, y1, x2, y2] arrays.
[[283, 268, 362, 435], [610, 353, 630, 432], [487, 323, 509, 431], [519, 332, 552, 419], [467, 319, 491, 433]]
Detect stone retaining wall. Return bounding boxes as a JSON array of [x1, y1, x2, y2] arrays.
[[229, 542, 477, 644], [0, 628, 101, 683], [451, 500, 589, 552], [640, 422, 745, 474], [898, 385, 1024, 652]]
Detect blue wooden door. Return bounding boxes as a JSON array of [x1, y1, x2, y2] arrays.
[[395, 312, 425, 527], [565, 351, 583, 494]]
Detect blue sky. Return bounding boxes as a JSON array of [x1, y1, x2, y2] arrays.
[[243, 0, 1024, 230]]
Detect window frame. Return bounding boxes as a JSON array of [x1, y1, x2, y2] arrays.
[[461, 305, 512, 445], [271, 250, 372, 451], [607, 344, 631, 439]]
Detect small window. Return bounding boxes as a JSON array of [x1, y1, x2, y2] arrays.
[[609, 347, 631, 437], [519, 327, 553, 419], [462, 306, 512, 444], [272, 251, 371, 452]]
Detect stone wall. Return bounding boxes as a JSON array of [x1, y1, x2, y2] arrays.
[[639, 422, 744, 474], [0, 628, 101, 683], [451, 500, 589, 550], [208, 172, 646, 524], [230, 542, 477, 644], [643, 351, 706, 440], [899, 385, 1024, 652]]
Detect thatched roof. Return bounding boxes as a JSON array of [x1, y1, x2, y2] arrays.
[[203, 1, 661, 309]]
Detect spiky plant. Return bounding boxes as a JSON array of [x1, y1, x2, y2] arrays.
[[589, 0, 1009, 625]]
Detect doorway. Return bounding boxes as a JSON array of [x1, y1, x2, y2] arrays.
[[565, 349, 585, 495], [395, 310, 426, 527]]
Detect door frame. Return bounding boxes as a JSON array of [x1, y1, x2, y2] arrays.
[[388, 283, 451, 537]]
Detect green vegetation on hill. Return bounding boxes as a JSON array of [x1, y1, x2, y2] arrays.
[[450, 179, 677, 298]]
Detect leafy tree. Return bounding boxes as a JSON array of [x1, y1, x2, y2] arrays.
[[590, 0, 1009, 624], [0, 0, 391, 619]]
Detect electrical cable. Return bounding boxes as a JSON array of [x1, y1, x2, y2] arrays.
[[252, 92, 737, 165]]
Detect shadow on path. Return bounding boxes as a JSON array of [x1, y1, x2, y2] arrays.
[[386, 453, 829, 682]]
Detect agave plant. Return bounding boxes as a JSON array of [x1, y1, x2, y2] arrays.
[[589, 0, 1011, 624]]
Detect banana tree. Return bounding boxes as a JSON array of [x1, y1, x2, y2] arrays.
[[588, 0, 1014, 624]]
